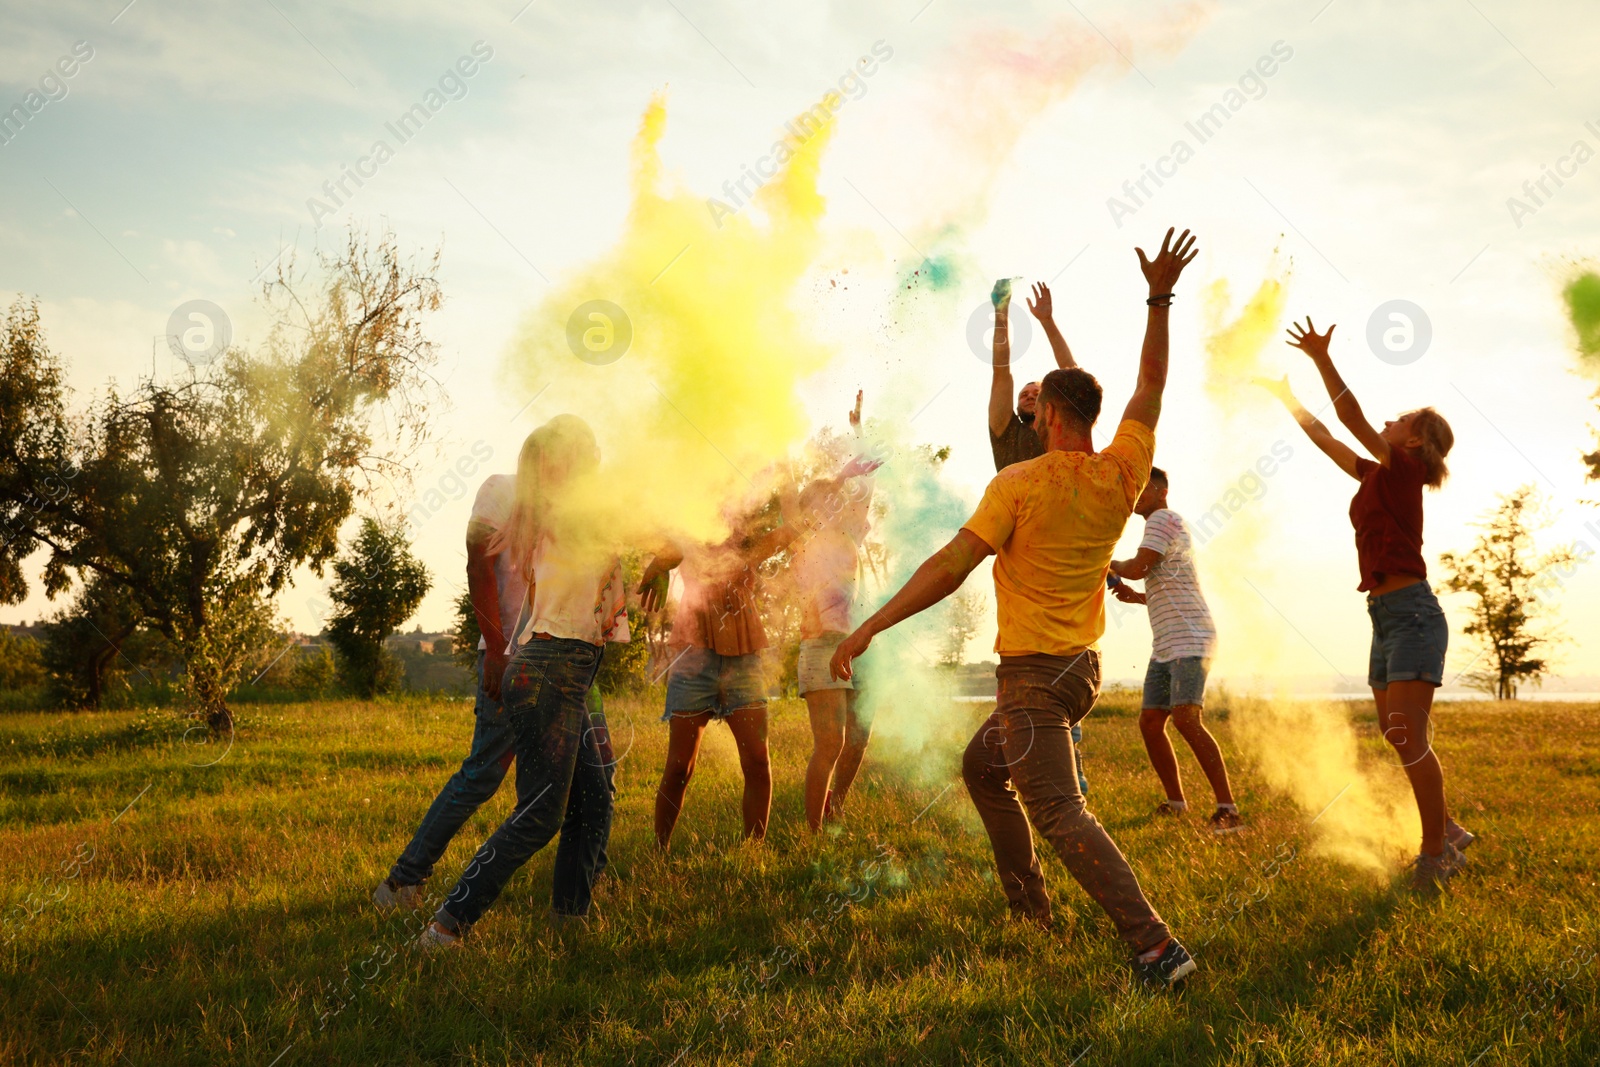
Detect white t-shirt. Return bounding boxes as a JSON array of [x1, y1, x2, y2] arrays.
[[514, 529, 630, 648], [469, 475, 527, 651], [790, 528, 859, 638], [1139, 509, 1217, 662]]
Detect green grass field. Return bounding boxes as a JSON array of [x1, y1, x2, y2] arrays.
[[2, 692, 1596, 1065]]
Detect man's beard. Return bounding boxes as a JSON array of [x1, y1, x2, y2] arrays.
[[1018, 410, 1035, 426]]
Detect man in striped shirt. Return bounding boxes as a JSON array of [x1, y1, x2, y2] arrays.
[[1110, 468, 1242, 833]]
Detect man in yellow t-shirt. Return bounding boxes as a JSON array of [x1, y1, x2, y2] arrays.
[[831, 228, 1201, 988]]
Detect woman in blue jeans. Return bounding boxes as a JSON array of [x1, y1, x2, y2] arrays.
[[1260, 318, 1475, 893], [422, 415, 631, 948]]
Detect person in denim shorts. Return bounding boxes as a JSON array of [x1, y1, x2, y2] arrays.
[[1260, 316, 1475, 893], [1111, 469, 1240, 833], [640, 502, 798, 850], [792, 397, 882, 830]]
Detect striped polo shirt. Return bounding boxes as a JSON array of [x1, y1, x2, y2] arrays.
[[1139, 509, 1217, 662]]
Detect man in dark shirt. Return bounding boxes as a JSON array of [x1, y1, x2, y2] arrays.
[[988, 281, 1080, 468], [986, 278, 1091, 793]]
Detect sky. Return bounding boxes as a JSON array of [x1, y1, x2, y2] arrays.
[[2, 0, 1598, 689]]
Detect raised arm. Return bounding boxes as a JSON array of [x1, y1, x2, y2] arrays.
[[1255, 374, 1361, 480], [988, 280, 1017, 438], [1287, 318, 1390, 465], [1026, 282, 1077, 370], [829, 528, 993, 680], [1122, 228, 1199, 430]]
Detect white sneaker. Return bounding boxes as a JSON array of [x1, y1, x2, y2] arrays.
[[418, 921, 461, 952], [373, 879, 425, 912]]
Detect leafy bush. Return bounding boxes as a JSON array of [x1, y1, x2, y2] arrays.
[[325, 519, 430, 698], [0, 628, 44, 691]]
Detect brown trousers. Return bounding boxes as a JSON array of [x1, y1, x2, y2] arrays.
[[961, 650, 1170, 952]]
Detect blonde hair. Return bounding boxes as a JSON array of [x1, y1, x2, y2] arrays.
[[489, 414, 599, 576], [1408, 407, 1453, 489]]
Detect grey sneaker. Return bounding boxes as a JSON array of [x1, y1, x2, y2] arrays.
[[373, 879, 425, 912], [1408, 843, 1464, 895], [418, 920, 461, 952], [1208, 808, 1244, 834], [1153, 800, 1187, 817], [1446, 820, 1476, 856]]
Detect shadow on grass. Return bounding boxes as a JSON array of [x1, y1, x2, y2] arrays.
[[7, 823, 940, 1064], [1195, 883, 1403, 1063]]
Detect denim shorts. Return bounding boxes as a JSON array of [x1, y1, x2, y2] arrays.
[[662, 646, 767, 720], [1142, 656, 1210, 711], [797, 633, 854, 696], [1366, 580, 1448, 690]]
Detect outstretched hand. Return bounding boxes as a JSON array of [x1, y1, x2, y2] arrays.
[[848, 389, 863, 431], [829, 627, 872, 680], [1025, 282, 1053, 322], [1135, 227, 1199, 294], [838, 454, 883, 480], [990, 277, 1014, 312], [1286, 317, 1335, 361]]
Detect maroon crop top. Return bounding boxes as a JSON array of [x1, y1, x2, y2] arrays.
[[1349, 446, 1428, 593]]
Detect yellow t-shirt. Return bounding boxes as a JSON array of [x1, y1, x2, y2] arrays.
[[961, 419, 1155, 657]]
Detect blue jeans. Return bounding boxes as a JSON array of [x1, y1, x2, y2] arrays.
[[437, 638, 613, 930], [388, 651, 516, 887]]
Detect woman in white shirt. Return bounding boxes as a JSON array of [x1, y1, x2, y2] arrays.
[[421, 415, 630, 949]]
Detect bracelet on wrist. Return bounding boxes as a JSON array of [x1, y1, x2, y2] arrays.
[[1146, 293, 1174, 307]]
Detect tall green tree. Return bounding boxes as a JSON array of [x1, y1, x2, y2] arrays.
[[1440, 485, 1576, 700], [325, 518, 431, 698], [0, 627, 45, 692], [0, 232, 443, 730]]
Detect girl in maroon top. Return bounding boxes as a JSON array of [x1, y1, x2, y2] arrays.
[[1259, 317, 1473, 893]]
